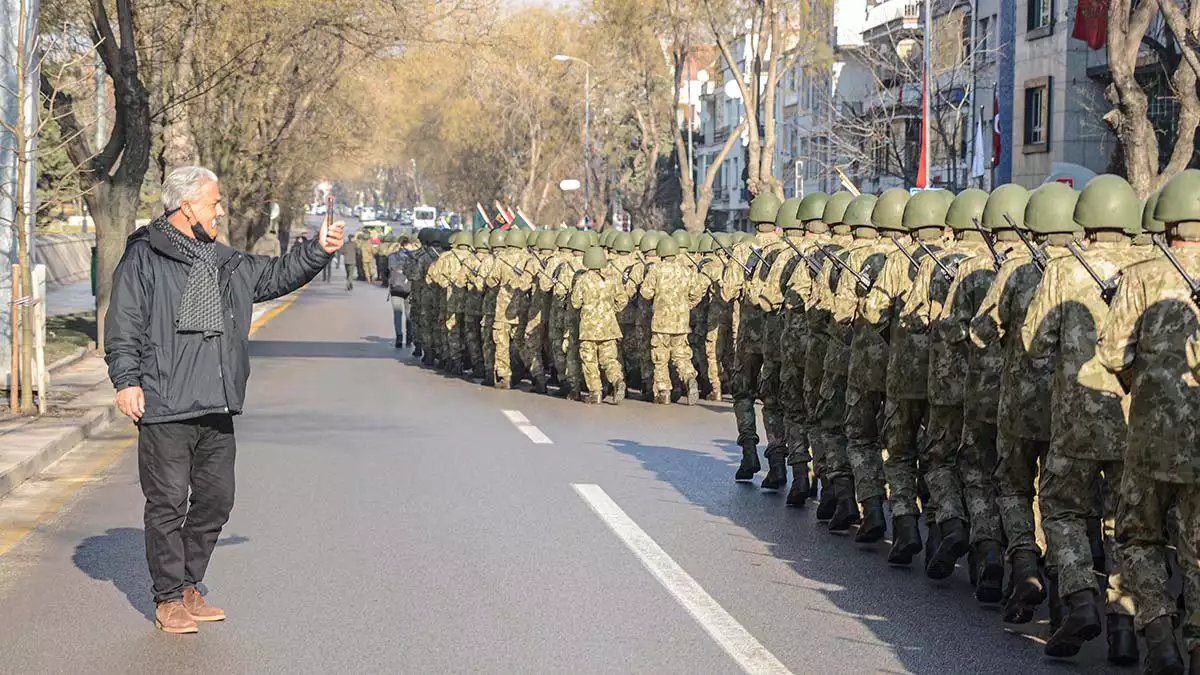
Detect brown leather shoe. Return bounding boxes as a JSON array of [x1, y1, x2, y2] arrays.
[[155, 600, 199, 634], [183, 587, 226, 622]]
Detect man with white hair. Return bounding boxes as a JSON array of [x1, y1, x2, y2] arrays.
[[104, 166, 344, 634]]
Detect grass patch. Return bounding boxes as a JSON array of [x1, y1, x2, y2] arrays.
[[44, 311, 96, 364]]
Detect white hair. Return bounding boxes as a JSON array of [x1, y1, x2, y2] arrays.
[[161, 166, 219, 212]]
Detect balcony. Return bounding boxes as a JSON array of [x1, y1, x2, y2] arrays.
[[862, 0, 921, 44]]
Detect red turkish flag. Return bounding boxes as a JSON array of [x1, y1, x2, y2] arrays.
[[1072, 0, 1109, 50], [993, 90, 1001, 168], [916, 78, 929, 189]]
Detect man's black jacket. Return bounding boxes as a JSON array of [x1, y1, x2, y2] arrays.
[[104, 225, 331, 424]]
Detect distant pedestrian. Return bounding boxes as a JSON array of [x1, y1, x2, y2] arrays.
[[104, 166, 342, 634], [340, 237, 358, 291]]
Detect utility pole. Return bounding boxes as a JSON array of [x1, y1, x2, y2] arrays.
[[553, 55, 593, 225]]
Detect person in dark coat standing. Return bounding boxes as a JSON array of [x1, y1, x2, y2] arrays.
[[104, 166, 343, 634]]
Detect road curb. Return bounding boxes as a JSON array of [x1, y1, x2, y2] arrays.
[[0, 389, 119, 501], [47, 348, 88, 374]]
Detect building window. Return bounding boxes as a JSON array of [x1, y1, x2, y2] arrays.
[[1028, 0, 1054, 38], [1023, 77, 1051, 153]]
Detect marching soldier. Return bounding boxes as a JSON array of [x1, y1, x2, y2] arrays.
[[641, 236, 707, 404], [572, 246, 629, 404]]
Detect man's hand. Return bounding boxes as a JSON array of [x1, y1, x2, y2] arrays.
[[320, 220, 345, 254], [116, 386, 145, 422]]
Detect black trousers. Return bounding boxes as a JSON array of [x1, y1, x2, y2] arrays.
[[138, 414, 236, 604]]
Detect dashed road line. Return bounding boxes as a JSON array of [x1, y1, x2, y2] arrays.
[[502, 410, 553, 444], [572, 483, 794, 675]]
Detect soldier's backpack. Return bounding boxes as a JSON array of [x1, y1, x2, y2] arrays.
[[388, 265, 411, 298]]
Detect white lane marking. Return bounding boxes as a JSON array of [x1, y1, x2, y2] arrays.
[[571, 484, 793, 675], [502, 410, 553, 444]]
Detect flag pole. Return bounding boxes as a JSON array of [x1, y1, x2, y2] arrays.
[[923, 0, 932, 189]]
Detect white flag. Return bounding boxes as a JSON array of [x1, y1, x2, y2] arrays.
[[970, 110, 986, 179]]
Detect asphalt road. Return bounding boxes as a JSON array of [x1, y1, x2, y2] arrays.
[[0, 278, 1123, 674]]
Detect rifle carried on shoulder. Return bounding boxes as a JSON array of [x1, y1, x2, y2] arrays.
[[1065, 241, 1118, 305], [780, 234, 823, 277], [819, 245, 872, 290], [1004, 213, 1048, 272], [1153, 234, 1200, 307], [973, 217, 1006, 271], [913, 239, 957, 280], [710, 233, 754, 276]]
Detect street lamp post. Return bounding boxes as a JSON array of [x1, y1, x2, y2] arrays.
[[553, 54, 591, 224]]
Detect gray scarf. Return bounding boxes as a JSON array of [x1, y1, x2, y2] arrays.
[[153, 217, 223, 337]]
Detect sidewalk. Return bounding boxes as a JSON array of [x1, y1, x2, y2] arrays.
[[0, 293, 296, 501]]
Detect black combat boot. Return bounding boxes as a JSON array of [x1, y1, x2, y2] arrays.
[[685, 378, 700, 406], [654, 391, 671, 405], [584, 392, 601, 405], [808, 475, 820, 500], [1106, 613, 1139, 666], [1003, 550, 1046, 624], [1044, 590, 1103, 658], [815, 479, 838, 522], [412, 345, 423, 359], [854, 496, 887, 543], [760, 455, 788, 490], [1047, 570, 1065, 634], [887, 515, 923, 566], [494, 377, 510, 390], [926, 517, 972, 580], [735, 444, 761, 482], [973, 540, 1005, 604], [611, 380, 625, 404], [828, 477, 861, 534], [786, 464, 810, 507], [923, 521, 942, 570], [394, 336, 404, 349], [532, 375, 549, 395], [1143, 616, 1185, 675], [445, 359, 462, 376], [967, 547, 980, 587]]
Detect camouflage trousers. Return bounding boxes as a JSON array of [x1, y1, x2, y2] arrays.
[[522, 316, 549, 380], [430, 301, 447, 360], [802, 341, 830, 478], [704, 306, 733, 397], [812, 373, 851, 482], [445, 311, 463, 365], [843, 387, 887, 502], [634, 321, 654, 393], [482, 316, 497, 377], [923, 404, 965, 525], [994, 430, 1049, 558], [361, 255, 376, 282], [731, 351, 787, 458], [779, 319, 808, 468], [408, 289, 423, 349], [564, 324, 583, 391], [580, 339, 623, 396], [493, 323, 520, 382], [650, 333, 695, 396], [464, 314, 483, 372], [945, 418, 1003, 544], [882, 398, 931, 519], [1041, 452, 1132, 616], [1116, 469, 1200, 648], [618, 322, 637, 388]]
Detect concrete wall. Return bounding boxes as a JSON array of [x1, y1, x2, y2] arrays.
[[33, 233, 95, 288]]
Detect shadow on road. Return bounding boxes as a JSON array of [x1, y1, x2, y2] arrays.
[[606, 438, 1087, 675], [249, 340, 407, 359], [73, 528, 249, 622]]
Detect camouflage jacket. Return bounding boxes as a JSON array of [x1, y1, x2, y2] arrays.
[[571, 269, 628, 341], [1098, 247, 1200, 483], [824, 237, 887, 379], [1023, 241, 1151, 460], [850, 243, 914, 392], [923, 240, 985, 405], [607, 252, 641, 325], [629, 255, 657, 330], [971, 245, 1072, 440], [641, 257, 708, 334], [725, 231, 785, 351]]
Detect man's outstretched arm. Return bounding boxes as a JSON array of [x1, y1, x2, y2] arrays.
[[249, 221, 343, 302]]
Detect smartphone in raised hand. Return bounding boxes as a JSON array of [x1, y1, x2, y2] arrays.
[[321, 195, 335, 248]]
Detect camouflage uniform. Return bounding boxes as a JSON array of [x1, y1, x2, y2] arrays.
[[971, 245, 1071, 558], [778, 234, 830, 470], [402, 248, 427, 350], [571, 269, 628, 396], [1098, 248, 1200, 649], [641, 256, 708, 397], [1023, 240, 1149, 618], [554, 254, 587, 393], [522, 250, 555, 387], [630, 255, 658, 395], [487, 247, 533, 385], [413, 248, 439, 361], [425, 250, 466, 368], [725, 231, 789, 457], [359, 238, 377, 282], [704, 253, 734, 399], [605, 251, 641, 388]]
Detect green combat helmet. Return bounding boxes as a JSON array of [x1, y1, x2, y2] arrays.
[[798, 192, 830, 223], [600, 230, 614, 249], [640, 231, 661, 254], [697, 233, 715, 253], [489, 229, 507, 248], [842, 194, 879, 228], [713, 232, 733, 250], [631, 229, 645, 246], [415, 228, 430, 246], [656, 236, 680, 258], [946, 188, 990, 231], [452, 231, 471, 248], [613, 232, 634, 253], [1142, 191, 1165, 234], [1153, 169, 1200, 224], [1074, 174, 1141, 235], [982, 184, 1030, 231], [505, 229, 528, 248], [735, 232, 755, 244], [474, 230, 491, 250], [1024, 181, 1081, 235], [872, 188, 910, 232], [568, 230, 591, 252], [555, 229, 573, 248], [584, 246, 607, 270], [902, 189, 953, 231], [823, 192, 854, 225], [749, 193, 782, 228], [776, 197, 803, 230], [536, 230, 558, 250], [671, 228, 692, 251], [587, 230, 600, 246]]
